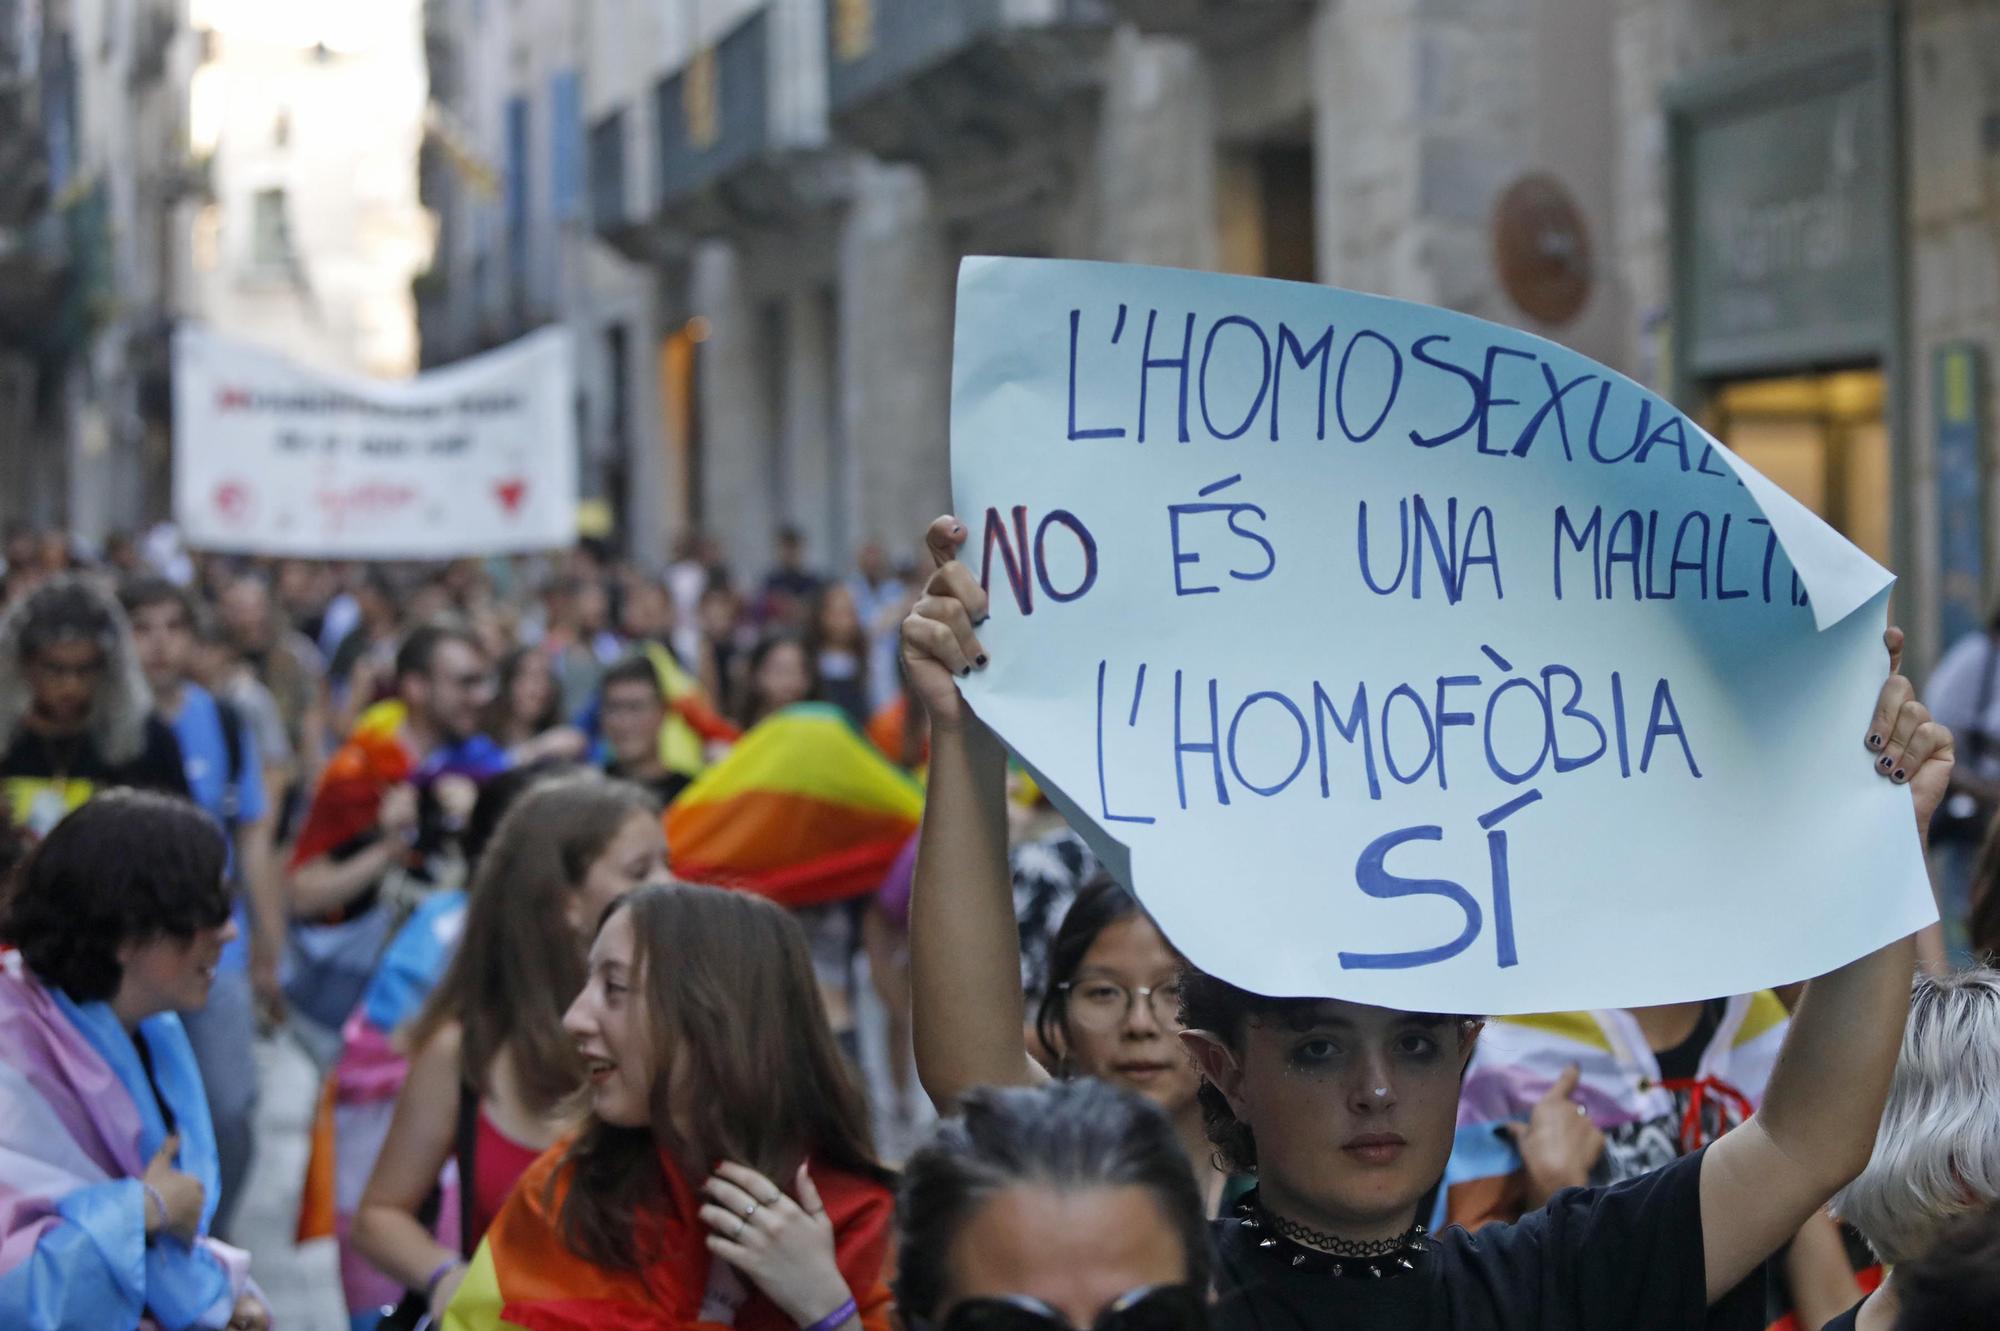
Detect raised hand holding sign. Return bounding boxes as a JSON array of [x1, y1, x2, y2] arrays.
[[947, 257, 1936, 1014]]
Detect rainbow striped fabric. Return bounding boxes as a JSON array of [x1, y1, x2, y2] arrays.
[[640, 642, 741, 777], [666, 703, 923, 909], [442, 1144, 894, 1331]]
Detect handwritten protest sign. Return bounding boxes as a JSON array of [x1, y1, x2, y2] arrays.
[[952, 257, 1935, 1014], [174, 325, 577, 559]]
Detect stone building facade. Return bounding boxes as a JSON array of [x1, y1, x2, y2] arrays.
[[0, 0, 200, 544], [420, 0, 2000, 673], [420, 0, 669, 557]]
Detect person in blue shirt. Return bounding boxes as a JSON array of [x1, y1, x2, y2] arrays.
[[124, 575, 282, 1240]]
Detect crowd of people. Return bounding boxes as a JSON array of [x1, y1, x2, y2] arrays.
[[0, 512, 1993, 1331]]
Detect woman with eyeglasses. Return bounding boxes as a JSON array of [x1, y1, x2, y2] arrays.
[[907, 671, 1230, 1207], [896, 1079, 1210, 1331], [1037, 877, 1231, 1213]]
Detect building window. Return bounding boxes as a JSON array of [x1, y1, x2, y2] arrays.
[[251, 187, 290, 267], [1705, 368, 1891, 567], [505, 95, 531, 306], [1216, 136, 1317, 283], [551, 72, 583, 223]]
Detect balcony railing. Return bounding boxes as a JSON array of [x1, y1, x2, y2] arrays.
[[1096, 0, 1314, 47], [654, 8, 771, 223], [633, 6, 852, 236], [826, 0, 1110, 167]]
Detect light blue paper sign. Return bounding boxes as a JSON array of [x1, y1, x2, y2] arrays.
[[951, 257, 1935, 1014]]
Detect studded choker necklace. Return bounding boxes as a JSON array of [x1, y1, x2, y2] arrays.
[[1232, 1192, 1430, 1279]]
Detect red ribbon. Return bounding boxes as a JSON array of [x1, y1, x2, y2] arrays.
[[1649, 1074, 1756, 1154]]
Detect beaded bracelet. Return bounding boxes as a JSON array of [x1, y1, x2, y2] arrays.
[[800, 1296, 858, 1331]]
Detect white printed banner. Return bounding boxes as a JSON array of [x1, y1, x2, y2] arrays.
[[952, 257, 1934, 1015], [174, 325, 578, 558]]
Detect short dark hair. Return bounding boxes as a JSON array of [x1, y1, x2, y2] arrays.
[[601, 654, 664, 701], [395, 623, 482, 682], [118, 574, 194, 626], [1894, 1198, 2000, 1329], [894, 1080, 1210, 1323], [1178, 967, 1476, 1173], [2, 790, 229, 1002]]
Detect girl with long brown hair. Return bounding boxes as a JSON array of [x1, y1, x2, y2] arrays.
[[439, 883, 894, 1331], [352, 771, 669, 1321]]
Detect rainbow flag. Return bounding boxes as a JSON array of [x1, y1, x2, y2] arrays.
[[666, 703, 923, 909], [443, 1143, 894, 1331], [289, 700, 417, 869], [641, 642, 741, 777]]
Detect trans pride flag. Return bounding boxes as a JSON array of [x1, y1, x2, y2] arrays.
[[0, 953, 255, 1330], [666, 703, 923, 908]]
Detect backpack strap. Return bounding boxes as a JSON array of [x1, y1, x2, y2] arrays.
[[213, 694, 245, 828]]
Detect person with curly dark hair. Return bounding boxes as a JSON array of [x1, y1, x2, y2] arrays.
[[0, 789, 270, 1329], [0, 574, 189, 840]]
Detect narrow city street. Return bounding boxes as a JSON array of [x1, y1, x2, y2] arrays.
[[235, 1036, 345, 1331], [0, 2, 1997, 1330]]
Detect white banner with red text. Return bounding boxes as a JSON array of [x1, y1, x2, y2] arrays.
[[173, 324, 577, 559]]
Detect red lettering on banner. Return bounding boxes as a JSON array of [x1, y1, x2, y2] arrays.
[[494, 477, 527, 516], [212, 480, 254, 526], [315, 482, 418, 532]]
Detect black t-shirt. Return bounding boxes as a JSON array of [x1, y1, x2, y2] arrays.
[[1212, 1148, 1763, 1331], [1820, 1299, 1864, 1331], [1, 716, 191, 837], [1654, 999, 1727, 1082]]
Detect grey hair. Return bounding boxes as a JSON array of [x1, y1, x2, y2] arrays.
[[0, 574, 153, 766], [1831, 967, 2000, 1265]]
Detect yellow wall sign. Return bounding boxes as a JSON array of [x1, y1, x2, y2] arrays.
[[685, 48, 720, 150], [835, 0, 875, 62]]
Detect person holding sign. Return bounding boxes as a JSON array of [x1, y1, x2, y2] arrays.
[[903, 514, 1947, 1331]]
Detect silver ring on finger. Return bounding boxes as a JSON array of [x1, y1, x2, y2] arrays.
[[734, 1216, 748, 1240], [1574, 1104, 1588, 1117], [742, 1201, 758, 1220]]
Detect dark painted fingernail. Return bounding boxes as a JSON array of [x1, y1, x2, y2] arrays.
[[951, 523, 964, 536], [1867, 734, 1884, 750], [1877, 755, 1893, 770], [975, 654, 988, 668], [973, 614, 990, 627], [961, 665, 973, 677], [1892, 768, 1907, 783]]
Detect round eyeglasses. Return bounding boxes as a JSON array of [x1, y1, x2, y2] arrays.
[[1057, 978, 1185, 1034]]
